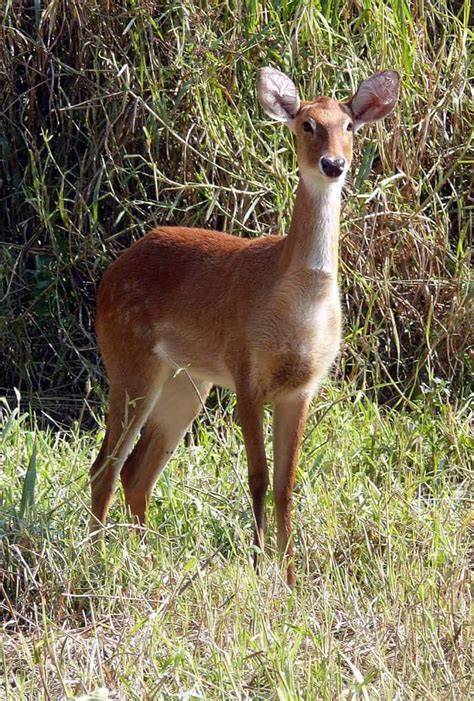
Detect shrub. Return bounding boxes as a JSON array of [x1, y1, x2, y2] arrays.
[[1, 1, 471, 421]]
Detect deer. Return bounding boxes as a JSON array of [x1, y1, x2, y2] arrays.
[[90, 67, 399, 586]]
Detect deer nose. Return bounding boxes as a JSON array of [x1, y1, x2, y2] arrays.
[[320, 157, 346, 178]]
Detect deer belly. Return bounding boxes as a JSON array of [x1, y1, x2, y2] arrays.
[[153, 332, 235, 390]]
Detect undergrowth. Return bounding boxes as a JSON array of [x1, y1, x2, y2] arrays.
[[1, 0, 472, 421], [0, 387, 472, 699]]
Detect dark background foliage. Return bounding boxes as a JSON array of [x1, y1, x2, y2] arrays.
[[1, 0, 471, 424]]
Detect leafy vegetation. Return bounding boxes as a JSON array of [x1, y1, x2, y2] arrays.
[[1, 1, 472, 699], [1, 0, 471, 417]]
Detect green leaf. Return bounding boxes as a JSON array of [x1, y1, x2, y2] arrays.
[[19, 441, 37, 519]]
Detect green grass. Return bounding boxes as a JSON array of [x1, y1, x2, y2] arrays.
[[1, 1, 472, 698], [1, 385, 472, 699]]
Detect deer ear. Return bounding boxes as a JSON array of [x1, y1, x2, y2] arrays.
[[258, 67, 301, 126], [349, 71, 400, 131]]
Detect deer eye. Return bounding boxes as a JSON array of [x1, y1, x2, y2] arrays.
[[303, 120, 314, 134], [346, 121, 353, 132]]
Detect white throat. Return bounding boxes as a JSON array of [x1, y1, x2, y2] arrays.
[[300, 172, 343, 273]]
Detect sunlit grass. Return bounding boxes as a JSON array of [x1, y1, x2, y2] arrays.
[[1, 386, 471, 699]]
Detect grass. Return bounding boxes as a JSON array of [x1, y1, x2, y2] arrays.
[[1, 1, 472, 698], [1, 385, 472, 699], [1, 0, 472, 413]]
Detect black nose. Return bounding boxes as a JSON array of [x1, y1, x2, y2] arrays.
[[320, 157, 345, 178]]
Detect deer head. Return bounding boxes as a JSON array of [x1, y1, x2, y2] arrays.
[[259, 67, 399, 185]]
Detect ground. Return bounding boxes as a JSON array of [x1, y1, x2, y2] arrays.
[[0, 384, 472, 699]]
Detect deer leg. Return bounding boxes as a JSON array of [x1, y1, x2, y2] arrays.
[[89, 367, 166, 534], [236, 386, 268, 571], [121, 374, 212, 525], [272, 392, 311, 587]]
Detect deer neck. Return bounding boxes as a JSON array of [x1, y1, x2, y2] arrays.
[[282, 174, 342, 276]]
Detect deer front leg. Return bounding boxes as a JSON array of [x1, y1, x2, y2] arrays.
[[236, 386, 268, 572], [272, 392, 311, 587]]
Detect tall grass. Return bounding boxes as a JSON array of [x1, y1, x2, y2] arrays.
[[0, 388, 472, 699], [1, 0, 471, 421], [0, 6, 472, 696]]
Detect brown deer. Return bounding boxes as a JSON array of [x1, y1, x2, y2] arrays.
[[90, 67, 399, 585]]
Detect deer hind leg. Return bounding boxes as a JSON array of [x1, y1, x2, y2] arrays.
[[89, 365, 167, 534], [120, 371, 212, 526], [272, 392, 311, 587]]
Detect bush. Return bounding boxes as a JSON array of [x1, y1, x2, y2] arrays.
[[1, 0, 471, 422]]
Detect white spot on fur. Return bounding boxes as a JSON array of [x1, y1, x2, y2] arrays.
[[154, 340, 170, 359]]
